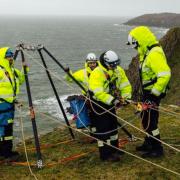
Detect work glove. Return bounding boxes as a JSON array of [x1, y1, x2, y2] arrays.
[[14, 100, 23, 108], [112, 99, 121, 108], [64, 67, 70, 73], [119, 97, 131, 106], [78, 95, 86, 100]]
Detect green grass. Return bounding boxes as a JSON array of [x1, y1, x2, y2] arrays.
[[0, 106, 179, 180]]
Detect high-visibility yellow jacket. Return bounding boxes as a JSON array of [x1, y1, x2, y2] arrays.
[[89, 63, 132, 105], [66, 61, 100, 94], [0, 47, 25, 103], [129, 26, 171, 96]]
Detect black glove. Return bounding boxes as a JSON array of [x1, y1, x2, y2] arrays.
[[64, 67, 70, 72]]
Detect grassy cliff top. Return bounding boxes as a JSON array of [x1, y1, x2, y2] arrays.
[[0, 106, 179, 179]]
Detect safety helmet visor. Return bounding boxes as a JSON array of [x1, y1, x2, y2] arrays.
[[127, 35, 138, 49], [103, 50, 120, 69], [104, 59, 120, 68]]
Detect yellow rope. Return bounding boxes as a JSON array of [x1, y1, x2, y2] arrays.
[[18, 106, 39, 180]]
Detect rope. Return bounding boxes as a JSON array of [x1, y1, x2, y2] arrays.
[[150, 106, 180, 120], [85, 96, 180, 153], [46, 149, 96, 167], [89, 97, 115, 116], [159, 106, 180, 116], [36, 110, 180, 177], [24, 50, 180, 119], [143, 109, 151, 131], [70, 96, 131, 135], [22, 51, 180, 153], [1, 150, 96, 168], [23, 51, 78, 93], [17, 105, 38, 180]]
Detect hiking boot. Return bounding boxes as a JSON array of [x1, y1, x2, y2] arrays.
[[4, 151, 20, 162], [102, 153, 120, 162], [116, 149, 125, 155], [136, 143, 152, 152], [141, 150, 164, 158], [0, 151, 3, 157], [108, 153, 120, 162]]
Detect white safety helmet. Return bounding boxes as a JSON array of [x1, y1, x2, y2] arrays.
[[127, 34, 139, 49], [101, 50, 120, 68], [86, 53, 97, 62]]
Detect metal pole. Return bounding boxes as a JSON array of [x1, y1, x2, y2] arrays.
[[37, 48, 75, 139], [117, 121, 134, 139], [14, 49, 19, 60], [42, 46, 134, 139], [42, 47, 87, 92], [20, 49, 43, 168]]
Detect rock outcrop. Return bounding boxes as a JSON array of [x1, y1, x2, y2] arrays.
[[124, 13, 180, 28]]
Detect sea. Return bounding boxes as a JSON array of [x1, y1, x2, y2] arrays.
[[0, 15, 168, 142]]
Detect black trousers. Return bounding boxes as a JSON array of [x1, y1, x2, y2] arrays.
[[90, 99, 119, 160], [0, 123, 13, 157], [141, 91, 163, 151]]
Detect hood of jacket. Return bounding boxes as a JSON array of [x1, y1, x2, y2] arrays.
[[84, 62, 92, 74], [0, 47, 13, 70], [84, 61, 100, 74], [129, 26, 158, 61]]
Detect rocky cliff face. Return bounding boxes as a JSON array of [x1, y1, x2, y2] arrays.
[[126, 27, 180, 105], [124, 13, 180, 28]]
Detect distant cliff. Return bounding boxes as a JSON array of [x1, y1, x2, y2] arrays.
[[124, 13, 180, 28], [126, 27, 180, 105]]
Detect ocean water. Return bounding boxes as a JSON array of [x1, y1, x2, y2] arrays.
[[0, 16, 168, 141]]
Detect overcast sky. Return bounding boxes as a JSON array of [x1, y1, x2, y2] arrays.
[[0, 0, 179, 17]]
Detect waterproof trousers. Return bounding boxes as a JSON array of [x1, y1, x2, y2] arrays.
[[0, 102, 14, 158], [0, 123, 13, 158], [90, 99, 119, 160], [141, 91, 163, 152]]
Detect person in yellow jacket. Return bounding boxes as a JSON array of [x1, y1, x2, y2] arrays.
[[0, 47, 26, 160], [89, 50, 132, 161], [127, 26, 171, 158], [66, 53, 99, 94], [65, 53, 99, 130]]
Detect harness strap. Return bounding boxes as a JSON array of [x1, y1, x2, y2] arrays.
[[0, 65, 17, 98], [139, 44, 160, 91], [142, 77, 157, 88]]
